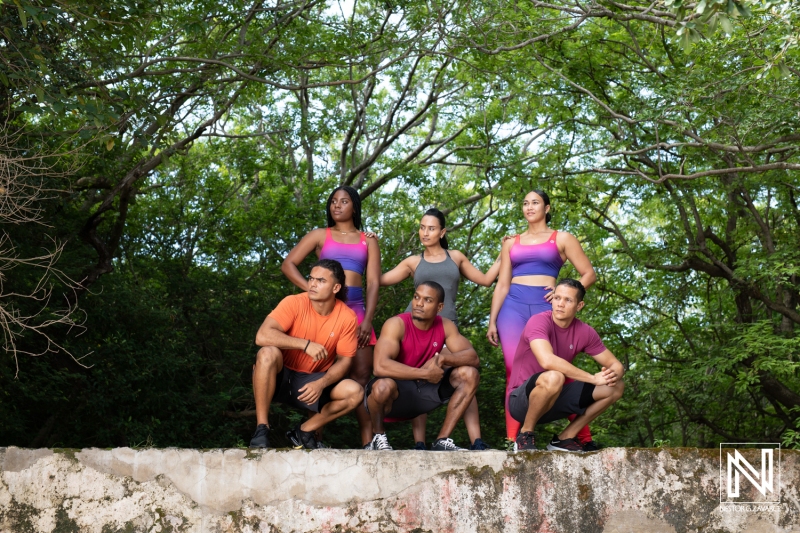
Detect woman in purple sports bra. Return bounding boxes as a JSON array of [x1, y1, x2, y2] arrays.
[[487, 190, 596, 442], [282, 186, 380, 445]]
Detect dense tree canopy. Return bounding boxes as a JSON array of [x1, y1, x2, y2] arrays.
[[1, 0, 798, 450]]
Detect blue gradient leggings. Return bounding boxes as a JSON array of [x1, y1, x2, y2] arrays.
[[497, 285, 551, 439]]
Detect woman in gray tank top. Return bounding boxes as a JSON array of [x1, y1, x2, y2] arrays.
[[380, 208, 501, 450], [382, 208, 501, 323]]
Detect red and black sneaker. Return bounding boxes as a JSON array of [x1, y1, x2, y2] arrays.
[[546, 434, 584, 453], [514, 431, 536, 451]]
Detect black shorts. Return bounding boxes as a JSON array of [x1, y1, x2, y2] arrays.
[[508, 372, 596, 424], [365, 367, 455, 420], [273, 368, 337, 413]]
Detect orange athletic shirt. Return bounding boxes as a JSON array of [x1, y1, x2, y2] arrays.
[[268, 293, 358, 373]]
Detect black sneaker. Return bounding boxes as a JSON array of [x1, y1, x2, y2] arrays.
[[469, 438, 490, 451], [431, 437, 465, 451], [286, 425, 318, 450], [249, 424, 270, 448], [546, 434, 584, 453], [582, 440, 602, 452], [514, 431, 536, 451], [413, 441, 427, 450]]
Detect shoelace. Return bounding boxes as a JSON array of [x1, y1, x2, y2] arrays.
[[437, 438, 460, 450], [373, 433, 392, 450]]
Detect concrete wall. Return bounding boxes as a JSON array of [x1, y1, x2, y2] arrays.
[[0, 446, 797, 532]]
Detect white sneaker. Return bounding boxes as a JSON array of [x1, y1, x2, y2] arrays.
[[369, 433, 393, 450], [431, 437, 466, 451]]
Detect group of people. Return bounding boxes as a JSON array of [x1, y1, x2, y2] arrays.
[[248, 186, 624, 452]]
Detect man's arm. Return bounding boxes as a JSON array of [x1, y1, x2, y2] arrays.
[[592, 349, 624, 387], [296, 355, 354, 404], [531, 339, 615, 386], [255, 316, 328, 361], [439, 318, 479, 368], [373, 317, 443, 382]]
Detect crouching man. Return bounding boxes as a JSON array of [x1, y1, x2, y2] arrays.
[[509, 278, 624, 452], [365, 281, 480, 451], [249, 259, 364, 449]]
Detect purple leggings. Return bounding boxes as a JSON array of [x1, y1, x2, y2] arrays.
[[497, 284, 551, 439], [497, 285, 551, 369]]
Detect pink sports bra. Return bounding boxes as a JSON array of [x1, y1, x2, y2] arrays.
[[318, 228, 369, 275], [509, 230, 564, 278]]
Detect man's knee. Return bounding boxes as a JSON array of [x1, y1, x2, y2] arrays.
[[369, 379, 397, 403], [255, 346, 282, 368], [451, 366, 480, 388], [610, 379, 625, 400], [536, 370, 565, 392], [335, 379, 364, 408]]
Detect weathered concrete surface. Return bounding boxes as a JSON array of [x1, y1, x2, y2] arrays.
[[0, 446, 797, 532]]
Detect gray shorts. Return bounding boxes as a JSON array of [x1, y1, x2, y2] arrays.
[[273, 368, 336, 413], [365, 367, 455, 421], [508, 372, 596, 424]]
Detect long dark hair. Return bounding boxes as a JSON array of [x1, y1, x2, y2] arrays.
[[530, 189, 551, 224], [422, 207, 449, 249], [326, 186, 362, 229], [311, 259, 348, 302]]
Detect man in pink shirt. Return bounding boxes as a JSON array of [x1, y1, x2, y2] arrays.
[[508, 278, 625, 452], [365, 281, 481, 451]]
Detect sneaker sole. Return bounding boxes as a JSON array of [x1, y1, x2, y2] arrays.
[[546, 444, 583, 452]]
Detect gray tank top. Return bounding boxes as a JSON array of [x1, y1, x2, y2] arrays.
[[404, 249, 460, 324]]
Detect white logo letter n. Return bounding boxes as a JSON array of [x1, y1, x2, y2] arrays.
[[727, 449, 773, 497]]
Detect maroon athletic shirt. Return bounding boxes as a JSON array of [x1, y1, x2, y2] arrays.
[[395, 313, 445, 369], [508, 310, 606, 391]]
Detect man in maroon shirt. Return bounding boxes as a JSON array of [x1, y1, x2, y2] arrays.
[[365, 281, 480, 451], [508, 278, 625, 452]]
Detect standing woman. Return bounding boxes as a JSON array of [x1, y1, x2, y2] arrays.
[[381, 207, 501, 450], [487, 190, 596, 442], [282, 186, 380, 446]]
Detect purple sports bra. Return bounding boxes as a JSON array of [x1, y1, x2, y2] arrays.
[[319, 228, 369, 275], [509, 230, 564, 278]]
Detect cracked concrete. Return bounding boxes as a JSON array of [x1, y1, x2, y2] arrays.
[[0, 446, 798, 532]]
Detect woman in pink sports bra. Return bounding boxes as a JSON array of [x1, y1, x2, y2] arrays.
[[487, 190, 597, 443], [282, 186, 381, 445]]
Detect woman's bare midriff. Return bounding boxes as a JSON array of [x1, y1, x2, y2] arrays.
[[344, 271, 363, 287], [510, 274, 557, 287]]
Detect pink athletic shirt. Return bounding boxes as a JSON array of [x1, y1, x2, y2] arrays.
[[395, 313, 445, 369], [508, 310, 606, 391]]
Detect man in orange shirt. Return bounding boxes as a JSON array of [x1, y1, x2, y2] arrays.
[[250, 259, 363, 449]]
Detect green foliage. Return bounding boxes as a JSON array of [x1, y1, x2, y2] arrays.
[[1, 0, 799, 450]]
